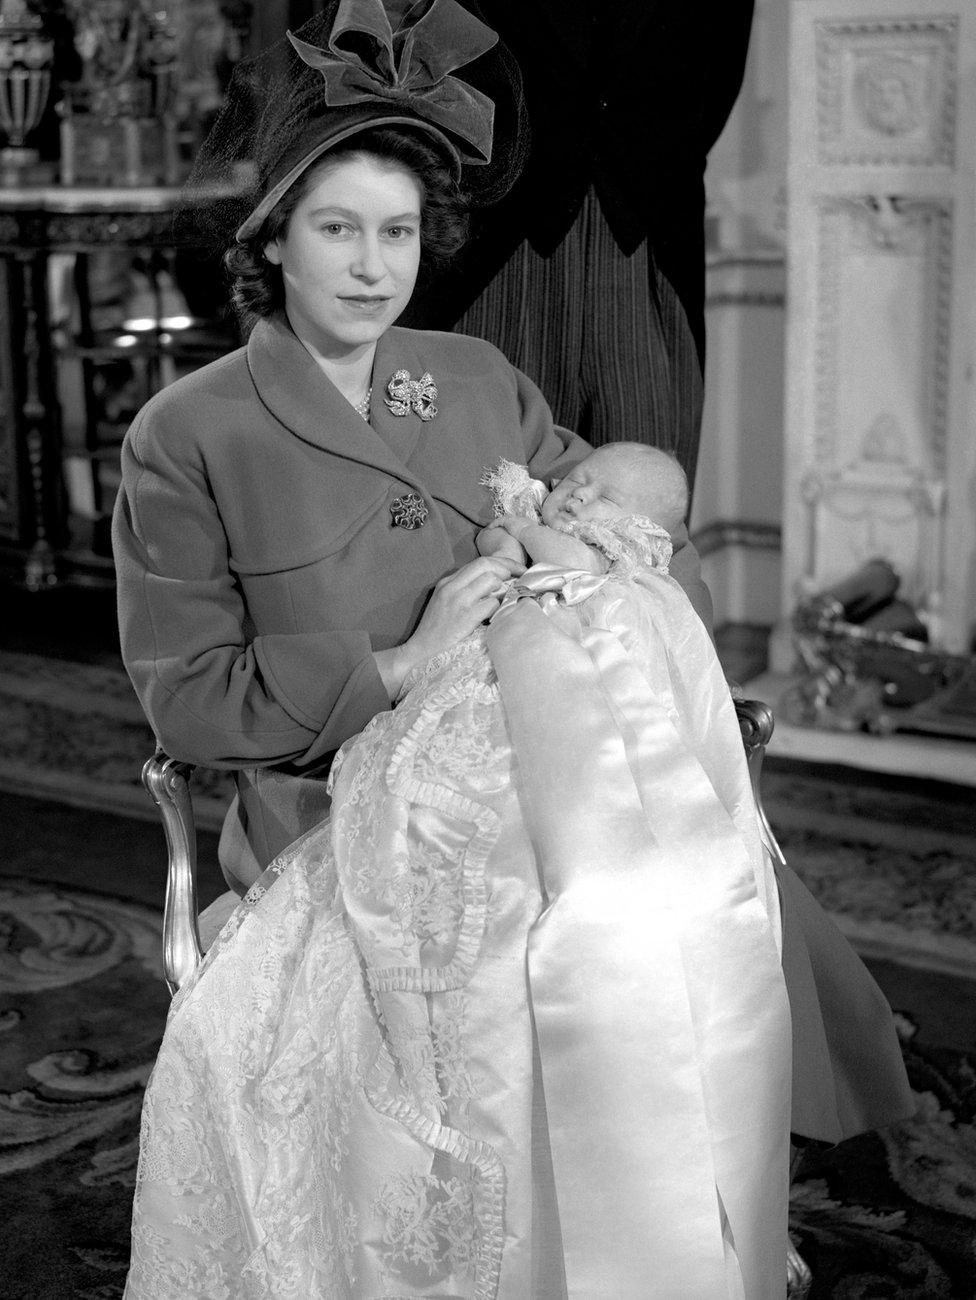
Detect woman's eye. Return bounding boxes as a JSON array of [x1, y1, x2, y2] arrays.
[[385, 225, 415, 240], [321, 222, 349, 236]]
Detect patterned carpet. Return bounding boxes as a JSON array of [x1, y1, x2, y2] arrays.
[[0, 877, 167, 1300], [0, 648, 232, 825], [790, 1018, 976, 1297], [0, 797, 224, 1300], [762, 756, 976, 979]]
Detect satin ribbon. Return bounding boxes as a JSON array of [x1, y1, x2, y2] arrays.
[[486, 568, 791, 1298], [495, 564, 610, 617]]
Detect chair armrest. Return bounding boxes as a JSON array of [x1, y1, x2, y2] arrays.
[[142, 748, 204, 995], [734, 698, 787, 869]]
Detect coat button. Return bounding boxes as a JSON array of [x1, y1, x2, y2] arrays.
[[390, 492, 428, 529]]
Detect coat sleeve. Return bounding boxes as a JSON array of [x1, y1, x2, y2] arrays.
[[510, 362, 591, 484], [112, 406, 391, 770], [668, 524, 714, 638]]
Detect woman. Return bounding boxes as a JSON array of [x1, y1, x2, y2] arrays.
[[114, 2, 912, 1295], [114, 0, 713, 896]]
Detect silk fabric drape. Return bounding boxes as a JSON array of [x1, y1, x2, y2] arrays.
[[488, 568, 791, 1298]]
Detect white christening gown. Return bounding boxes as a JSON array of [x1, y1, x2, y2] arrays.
[[124, 518, 792, 1300]]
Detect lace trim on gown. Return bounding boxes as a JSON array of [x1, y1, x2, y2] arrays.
[[559, 515, 673, 577], [479, 458, 547, 519]]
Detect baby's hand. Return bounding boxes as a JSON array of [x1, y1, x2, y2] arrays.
[[495, 513, 534, 540], [476, 518, 528, 564]]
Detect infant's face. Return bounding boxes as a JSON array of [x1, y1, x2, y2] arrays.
[[541, 452, 639, 529]]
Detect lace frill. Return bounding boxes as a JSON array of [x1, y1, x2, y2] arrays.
[[478, 459, 545, 520], [560, 515, 673, 578]]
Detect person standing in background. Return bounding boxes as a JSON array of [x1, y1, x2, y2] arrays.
[[402, 1, 756, 500]]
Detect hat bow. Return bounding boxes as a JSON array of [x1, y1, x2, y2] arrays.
[[288, 0, 497, 164]]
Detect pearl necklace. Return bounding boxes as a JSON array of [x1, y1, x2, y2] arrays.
[[354, 386, 372, 422]]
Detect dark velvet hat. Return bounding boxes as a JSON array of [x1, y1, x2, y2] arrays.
[[187, 0, 526, 247]]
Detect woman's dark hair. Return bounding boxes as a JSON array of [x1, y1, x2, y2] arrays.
[[224, 126, 469, 326]]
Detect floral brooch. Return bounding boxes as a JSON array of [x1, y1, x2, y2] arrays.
[[390, 492, 429, 529], [385, 369, 438, 421]]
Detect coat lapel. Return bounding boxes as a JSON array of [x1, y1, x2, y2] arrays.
[[247, 315, 490, 528], [247, 315, 429, 495]]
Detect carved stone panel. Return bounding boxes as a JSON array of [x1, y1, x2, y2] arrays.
[[790, 191, 955, 623], [813, 196, 952, 475], [816, 17, 958, 166]]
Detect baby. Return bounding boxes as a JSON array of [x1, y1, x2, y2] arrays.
[[476, 441, 689, 575]]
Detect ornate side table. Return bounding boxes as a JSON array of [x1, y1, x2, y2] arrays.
[[0, 185, 236, 589]]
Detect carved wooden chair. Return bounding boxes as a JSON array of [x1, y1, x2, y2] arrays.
[[140, 697, 812, 1298]]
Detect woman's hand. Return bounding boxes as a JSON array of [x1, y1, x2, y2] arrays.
[[373, 555, 524, 698]]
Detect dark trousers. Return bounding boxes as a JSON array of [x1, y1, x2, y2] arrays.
[[454, 190, 705, 496]]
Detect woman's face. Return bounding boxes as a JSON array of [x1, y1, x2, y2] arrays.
[[264, 154, 422, 360]]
